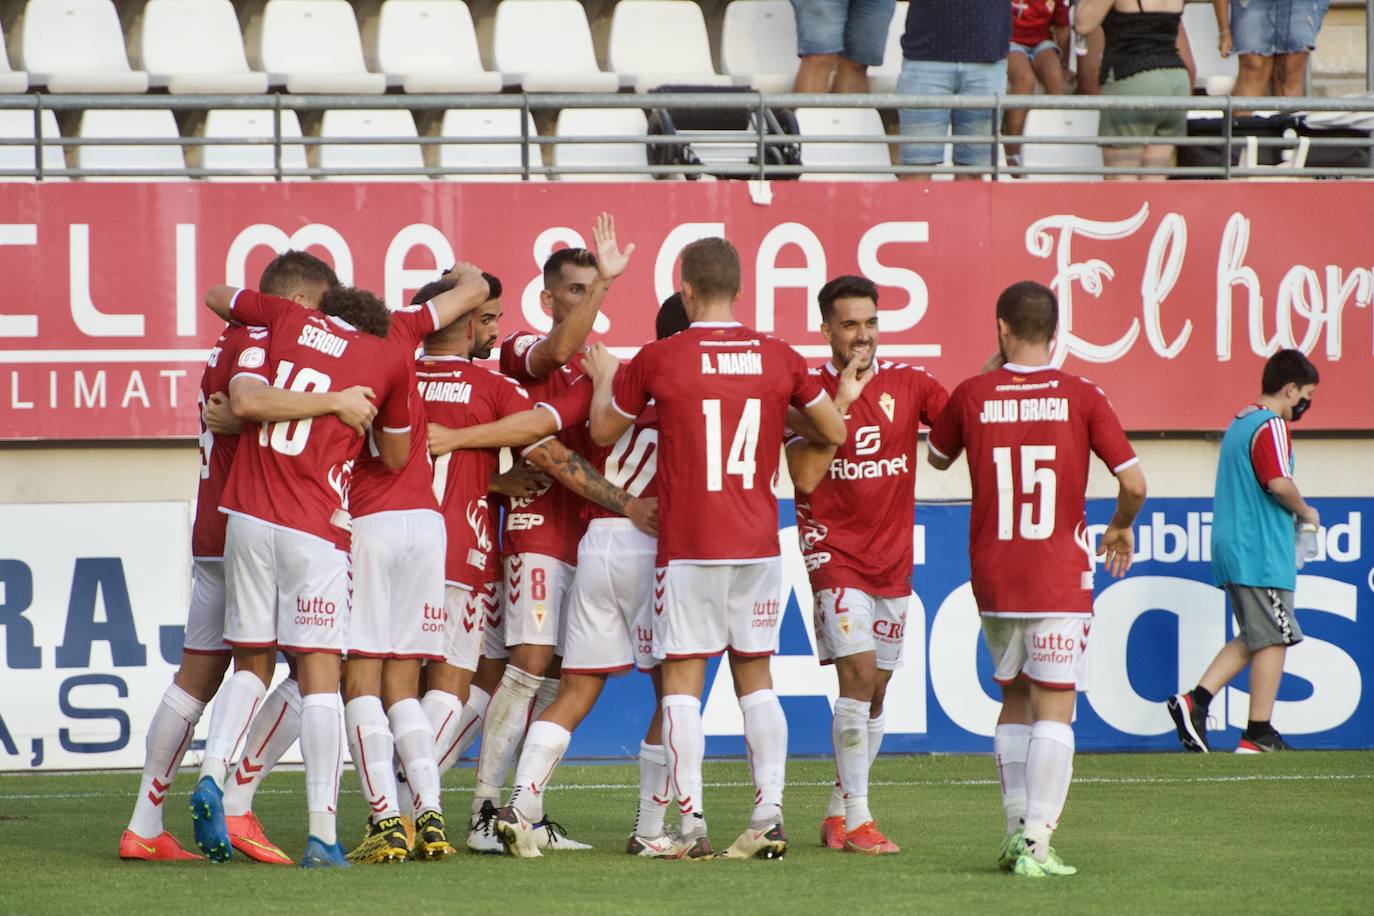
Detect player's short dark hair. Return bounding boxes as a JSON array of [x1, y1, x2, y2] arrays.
[[680, 238, 740, 300], [410, 271, 503, 308], [259, 250, 338, 298], [319, 286, 391, 339], [542, 248, 597, 289], [1261, 348, 1320, 394], [818, 274, 879, 323], [656, 291, 690, 340], [995, 280, 1058, 343]]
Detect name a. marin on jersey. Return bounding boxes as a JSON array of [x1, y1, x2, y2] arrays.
[[978, 397, 1071, 424], [419, 380, 473, 404], [297, 323, 349, 358], [700, 351, 763, 375]]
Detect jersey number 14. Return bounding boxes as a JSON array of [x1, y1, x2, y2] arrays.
[[702, 398, 760, 492]]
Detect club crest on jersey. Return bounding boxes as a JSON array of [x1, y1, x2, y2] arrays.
[[879, 392, 895, 422], [531, 604, 547, 630], [838, 614, 852, 637], [238, 346, 266, 369]]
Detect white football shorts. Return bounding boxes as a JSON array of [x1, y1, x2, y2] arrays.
[[562, 519, 658, 674], [503, 552, 573, 651], [444, 582, 496, 672], [481, 579, 508, 661], [183, 558, 230, 655], [348, 510, 446, 660], [812, 587, 909, 671], [981, 615, 1091, 690], [224, 514, 350, 654], [654, 558, 782, 660]]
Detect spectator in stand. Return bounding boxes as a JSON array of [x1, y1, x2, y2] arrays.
[[791, 1, 899, 92], [1076, 0, 1190, 181], [1213, 0, 1330, 100], [896, 0, 1012, 179], [1004, 0, 1072, 166]]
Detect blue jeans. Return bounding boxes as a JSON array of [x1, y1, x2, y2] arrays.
[[896, 58, 1007, 166], [792, 0, 897, 67], [1230, 0, 1330, 56]]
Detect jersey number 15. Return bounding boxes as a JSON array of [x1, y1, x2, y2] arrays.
[[992, 445, 1057, 541]]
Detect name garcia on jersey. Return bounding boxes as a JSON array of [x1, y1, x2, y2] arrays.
[[979, 396, 1070, 424]]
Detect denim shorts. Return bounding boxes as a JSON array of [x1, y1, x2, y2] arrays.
[[896, 58, 1007, 166], [792, 0, 898, 67], [1230, 0, 1330, 56], [1009, 39, 1060, 58]]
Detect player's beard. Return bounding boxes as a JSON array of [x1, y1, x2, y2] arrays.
[[471, 334, 498, 360]]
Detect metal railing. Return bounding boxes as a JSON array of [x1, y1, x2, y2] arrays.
[[1, 91, 1371, 181]]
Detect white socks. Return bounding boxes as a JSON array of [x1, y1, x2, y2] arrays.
[[831, 697, 872, 832], [199, 670, 266, 788], [828, 710, 884, 819], [662, 694, 705, 836], [301, 692, 344, 845], [635, 742, 670, 838], [994, 723, 1032, 835], [389, 698, 441, 816], [422, 689, 464, 774], [473, 667, 541, 808], [740, 689, 787, 828], [532, 677, 560, 723], [1022, 720, 1075, 860], [345, 695, 399, 823], [509, 720, 571, 824], [128, 683, 205, 838], [440, 686, 489, 771], [223, 677, 301, 817]]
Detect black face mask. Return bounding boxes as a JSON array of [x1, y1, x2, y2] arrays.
[[1291, 396, 1312, 423]]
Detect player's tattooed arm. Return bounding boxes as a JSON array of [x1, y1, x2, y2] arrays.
[[523, 437, 658, 537], [427, 407, 558, 455], [228, 377, 379, 435], [204, 285, 239, 321]]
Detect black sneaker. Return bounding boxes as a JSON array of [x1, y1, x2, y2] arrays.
[[1167, 692, 1210, 753], [410, 810, 455, 860], [1236, 730, 1293, 753]]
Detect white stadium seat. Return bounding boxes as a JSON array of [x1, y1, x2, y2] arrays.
[[199, 109, 309, 181], [869, 1, 908, 94], [0, 110, 66, 180], [137, 0, 269, 94], [1018, 109, 1103, 181], [720, 1, 798, 93], [18, 0, 150, 93], [76, 109, 187, 181], [0, 21, 30, 93], [492, 0, 619, 92], [317, 109, 426, 180], [1183, 3, 1238, 95], [438, 108, 545, 181], [608, 1, 733, 91], [375, 0, 500, 93], [553, 108, 651, 181], [258, 0, 386, 94], [794, 108, 895, 181]]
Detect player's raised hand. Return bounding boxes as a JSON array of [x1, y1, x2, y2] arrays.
[[835, 347, 874, 409], [489, 464, 551, 499], [202, 391, 242, 435], [445, 261, 490, 294], [1098, 524, 1135, 578], [626, 496, 659, 537], [332, 385, 378, 435], [593, 212, 635, 281], [582, 342, 621, 383]]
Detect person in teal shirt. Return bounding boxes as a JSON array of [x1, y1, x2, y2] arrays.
[[1168, 349, 1320, 753]]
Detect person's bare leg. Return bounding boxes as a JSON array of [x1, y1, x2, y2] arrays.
[[1104, 145, 1144, 181], [832, 57, 870, 93], [1003, 53, 1037, 161], [793, 53, 839, 93], [1275, 52, 1309, 96], [1246, 645, 1287, 722], [1234, 54, 1275, 115], [1140, 143, 1175, 180], [1198, 637, 1252, 695]]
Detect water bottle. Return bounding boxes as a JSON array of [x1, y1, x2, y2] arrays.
[[1296, 522, 1319, 569]]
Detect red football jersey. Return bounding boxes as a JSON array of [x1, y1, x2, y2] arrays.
[[795, 359, 949, 598], [612, 322, 824, 565], [540, 375, 660, 523], [349, 302, 442, 519], [192, 323, 268, 559], [498, 331, 588, 564], [1248, 411, 1292, 486], [927, 363, 1138, 616], [419, 354, 532, 589], [219, 290, 412, 545], [1012, 0, 1069, 47]]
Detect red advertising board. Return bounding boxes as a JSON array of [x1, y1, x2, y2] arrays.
[[0, 181, 1370, 439]]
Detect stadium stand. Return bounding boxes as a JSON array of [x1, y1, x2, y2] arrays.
[[199, 108, 309, 180], [437, 107, 545, 180], [719, 0, 798, 93], [75, 107, 187, 180], [17, 0, 150, 93], [0, 21, 28, 93], [136, 0, 269, 94], [255, 0, 386, 94], [1017, 109, 1104, 181], [316, 107, 424, 178], [794, 107, 896, 181], [492, 0, 619, 92], [370, 0, 501, 94], [607, 0, 732, 92], [552, 106, 650, 180], [0, 108, 63, 179], [1182, 2, 1239, 96]]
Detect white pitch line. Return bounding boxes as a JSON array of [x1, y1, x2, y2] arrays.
[[0, 772, 1367, 801]]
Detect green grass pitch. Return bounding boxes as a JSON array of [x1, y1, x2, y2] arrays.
[[2, 752, 1369, 915]]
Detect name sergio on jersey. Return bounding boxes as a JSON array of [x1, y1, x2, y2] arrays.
[[978, 396, 1071, 424], [827, 425, 909, 480], [297, 323, 349, 358]]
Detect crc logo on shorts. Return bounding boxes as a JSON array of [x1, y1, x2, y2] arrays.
[[853, 425, 882, 456], [874, 618, 905, 641], [751, 598, 780, 629], [238, 346, 266, 369], [294, 596, 337, 629]]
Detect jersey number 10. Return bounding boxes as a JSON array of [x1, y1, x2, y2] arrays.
[[260, 360, 332, 457], [992, 445, 1057, 541], [702, 398, 761, 492]]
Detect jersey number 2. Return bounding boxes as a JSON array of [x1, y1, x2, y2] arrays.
[[260, 360, 332, 456], [992, 445, 1057, 540], [702, 398, 760, 492]]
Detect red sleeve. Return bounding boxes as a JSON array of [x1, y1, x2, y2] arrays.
[[540, 375, 593, 431], [499, 332, 545, 385], [389, 303, 440, 353], [1052, 0, 1070, 28], [1250, 416, 1292, 486], [1085, 381, 1138, 473], [611, 349, 653, 419], [919, 372, 950, 427], [495, 377, 533, 418], [375, 348, 413, 433], [228, 288, 297, 330], [787, 345, 825, 409], [927, 381, 966, 461]]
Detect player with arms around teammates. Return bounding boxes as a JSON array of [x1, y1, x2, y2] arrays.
[[927, 281, 1146, 878], [190, 278, 414, 868], [588, 238, 848, 860], [785, 275, 949, 856]]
